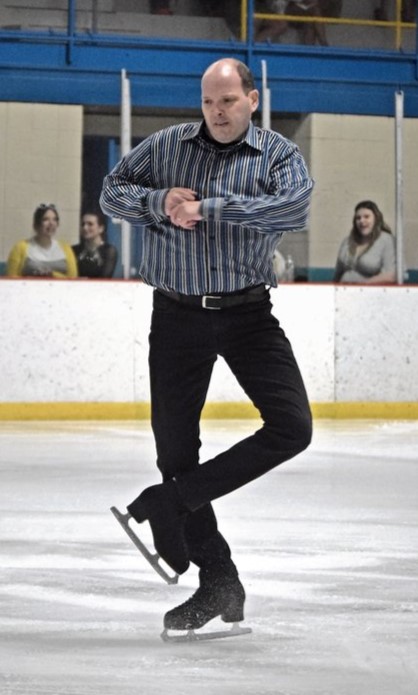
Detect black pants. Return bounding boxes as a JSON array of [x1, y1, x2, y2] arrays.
[[148, 288, 312, 563]]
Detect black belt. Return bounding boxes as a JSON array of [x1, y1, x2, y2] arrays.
[[156, 284, 266, 310]]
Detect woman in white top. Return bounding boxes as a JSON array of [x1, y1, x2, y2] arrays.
[[7, 204, 77, 278], [334, 200, 396, 284]]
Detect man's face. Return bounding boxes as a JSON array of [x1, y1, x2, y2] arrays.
[[201, 64, 259, 144]]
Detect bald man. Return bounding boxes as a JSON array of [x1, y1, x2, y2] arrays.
[[101, 58, 314, 638]]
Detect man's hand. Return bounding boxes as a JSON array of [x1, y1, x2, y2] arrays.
[[164, 187, 197, 218], [170, 200, 203, 229]]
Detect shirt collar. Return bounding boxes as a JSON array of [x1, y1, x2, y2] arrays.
[[182, 121, 262, 152]]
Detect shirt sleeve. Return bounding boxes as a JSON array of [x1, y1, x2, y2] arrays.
[[100, 127, 314, 235], [380, 233, 396, 273], [52, 244, 78, 278], [100, 136, 168, 226], [6, 241, 26, 277], [101, 245, 118, 278], [200, 140, 314, 233], [334, 238, 348, 282]]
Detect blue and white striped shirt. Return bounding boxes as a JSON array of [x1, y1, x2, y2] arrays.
[[100, 121, 313, 294]]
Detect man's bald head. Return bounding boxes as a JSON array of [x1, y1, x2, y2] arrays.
[[201, 59, 259, 144], [202, 59, 256, 95]]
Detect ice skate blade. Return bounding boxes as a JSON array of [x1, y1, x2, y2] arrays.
[[160, 622, 252, 643], [110, 506, 179, 585]]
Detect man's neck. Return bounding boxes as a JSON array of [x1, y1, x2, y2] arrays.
[[201, 125, 247, 149]]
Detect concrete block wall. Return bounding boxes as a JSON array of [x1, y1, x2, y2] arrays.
[[0, 102, 83, 267], [2, 0, 414, 48], [0, 0, 233, 40], [279, 113, 418, 280]]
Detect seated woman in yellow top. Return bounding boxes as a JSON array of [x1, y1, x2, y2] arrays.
[[6, 203, 78, 278]]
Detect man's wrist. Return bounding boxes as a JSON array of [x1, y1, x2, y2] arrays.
[[200, 198, 223, 222], [148, 188, 170, 218]]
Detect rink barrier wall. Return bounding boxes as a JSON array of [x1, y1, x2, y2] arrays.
[[0, 279, 417, 420], [0, 401, 418, 421]]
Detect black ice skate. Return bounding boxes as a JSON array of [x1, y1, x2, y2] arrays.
[[110, 506, 179, 585], [161, 566, 252, 642], [126, 481, 190, 575]]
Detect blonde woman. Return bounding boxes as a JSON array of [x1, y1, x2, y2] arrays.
[[7, 204, 77, 278]]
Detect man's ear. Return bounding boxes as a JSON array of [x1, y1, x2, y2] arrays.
[[249, 89, 260, 113]]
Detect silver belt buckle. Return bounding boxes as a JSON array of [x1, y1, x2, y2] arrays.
[[202, 295, 222, 310]]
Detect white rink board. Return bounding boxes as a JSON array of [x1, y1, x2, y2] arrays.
[[334, 285, 418, 401], [0, 280, 151, 403], [0, 280, 417, 404], [207, 284, 335, 403]]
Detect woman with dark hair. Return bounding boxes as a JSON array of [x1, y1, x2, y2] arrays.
[[6, 203, 77, 278], [334, 200, 396, 284], [72, 210, 118, 278]]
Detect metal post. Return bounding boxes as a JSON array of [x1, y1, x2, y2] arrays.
[[241, 0, 247, 41], [395, 90, 404, 285], [261, 60, 271, 130], [395, 0, 401, 50], [92, 0, 99, 33], [66, 0, 76, 64], [246, 0, 255, 56], [415, 0, 418, 82], [121, 69, 132, 280]]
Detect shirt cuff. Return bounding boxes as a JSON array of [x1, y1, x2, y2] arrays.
[[147, 189, 169, 219], [200, 197, 224, 222]]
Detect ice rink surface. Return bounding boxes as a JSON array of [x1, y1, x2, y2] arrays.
[[1, 418, 417, 695]]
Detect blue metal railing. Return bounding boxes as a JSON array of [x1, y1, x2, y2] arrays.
[[0, 1, 417, 115], [0, 0, 416, 57]]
